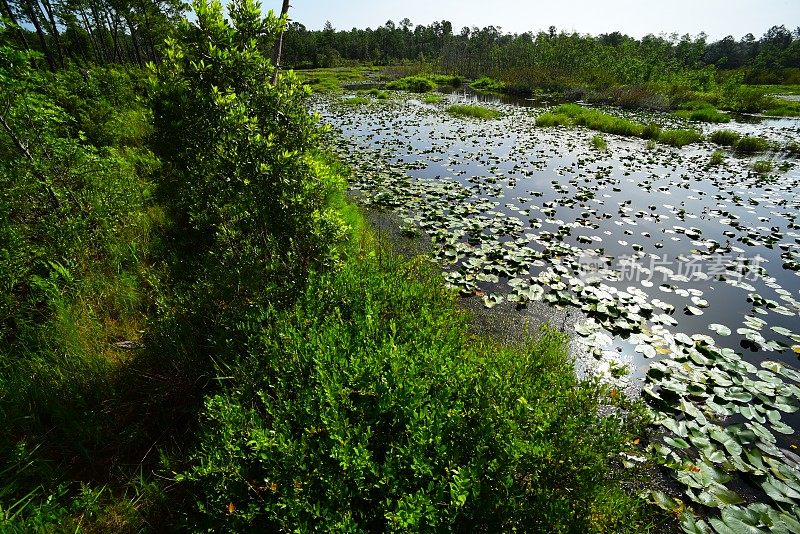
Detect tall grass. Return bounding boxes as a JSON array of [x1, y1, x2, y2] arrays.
[[447, 104, 501, 119], [735, 135, 771, 154]]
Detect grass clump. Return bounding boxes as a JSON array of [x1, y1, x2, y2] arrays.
[[422, 94, 445, 104], [709, 150, 726, 166], [386, 75, 437, 93], [470, 76, 506, 92], [709, 129, 741, 146], [641, 123, 662, 140], [752, 160, 774, 174], [656, 129, 703, 147], [536, 111, 572, 127], [447, 104, 501, 119], [591, 134, 608, 150], [674, 103, 730, 123], [763, 104, 800, 117], [735, 135, 771, 155], [177, 252, 652, 532], [342, 96, 370, 106], [368, 88, 389, 99]]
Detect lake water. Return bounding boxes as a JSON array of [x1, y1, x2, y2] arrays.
[[315, 89, 800, 521]]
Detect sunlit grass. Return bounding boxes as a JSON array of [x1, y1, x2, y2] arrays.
[[447, 104, 501, 119]]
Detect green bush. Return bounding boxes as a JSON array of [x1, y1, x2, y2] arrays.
[[446, 104, 501, 119], [734, 135, 770, 154], [709, 129, 741, 146], [385, 76, 437, 93], [178, 254, 650, 532]]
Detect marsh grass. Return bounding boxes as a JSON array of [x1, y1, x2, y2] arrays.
[[470, 76, 506, 92], [674, 106, 730, 123], [591, 134, 608, 150], [709, 150, 726, 166], [735, 135, 771, 155], [386, 75, 438, 93], [752, 160, 774, 174], [342, 96, 370, 105], [709, 129, 741, 146], [447, 104, 501, 119], [656, 129, 703, 147], [422, 94, 445, 104]]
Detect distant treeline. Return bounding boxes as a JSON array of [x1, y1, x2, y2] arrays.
[[284, 20, 800, 85], [0, 0, 183, 69]]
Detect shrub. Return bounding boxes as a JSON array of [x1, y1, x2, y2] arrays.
[[446, 104, 501, 119], [709, 129, 741, 146], [177, 254, 650, 532], [734, 135, 770, 154], [657, 129, 703, 147]]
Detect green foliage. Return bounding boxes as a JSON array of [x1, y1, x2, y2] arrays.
[[422, 94, 445, 104], [178, 253, 650, 532], [735, 135, 771, 154], [641, 123, 662, 140], [385, 75, 437, 92], [656, 128, 703, 147], [710, 129, 741, 146], [152, 0, 348, 307], [536, 111, 572, 127], [763, 103, 800, 117], [446, 104, 501, 119], [591, 134, 608, 150]]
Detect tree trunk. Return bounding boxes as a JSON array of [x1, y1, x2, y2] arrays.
[[1, 0, 30, 49], [80, 8, 103, 64], [21, 0, 56, 70], [270, 0, 290, 84], [40, 0, 66, 67], [124, 15, 144, 66]]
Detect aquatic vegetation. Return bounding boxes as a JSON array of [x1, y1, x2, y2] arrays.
[[386, 75, 438, 93], [752, 160, 774, 174], [763, 104, 800, 118], [735, 135, 771, 155], [641, 123, 663, 140], [422, 94, 445, 104], [709, 150, 725, 166], [709, 129, 741, 146], [591, 134, 608, 151], [470, 76, 506, 92], [656, 128, 704, 147], [447, 104, 501, 119], [536, 111, 572, 127], [674, 105, 730, 123], [342, 96, 370, 105]]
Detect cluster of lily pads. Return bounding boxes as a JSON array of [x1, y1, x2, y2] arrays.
[[316, 92, 800, 532]]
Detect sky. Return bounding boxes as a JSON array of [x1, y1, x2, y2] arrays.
[[279, 0, 800, 41]]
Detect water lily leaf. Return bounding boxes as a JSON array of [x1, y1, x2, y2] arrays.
[[709, 324, 732, 336]]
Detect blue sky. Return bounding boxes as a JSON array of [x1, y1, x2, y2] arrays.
[[274, 0, 799, 40]]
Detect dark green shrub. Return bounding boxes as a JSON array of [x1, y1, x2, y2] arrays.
[[470, 76, 506, 92], [178, 255, 649, 532]]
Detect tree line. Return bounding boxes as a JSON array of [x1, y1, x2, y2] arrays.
[[284, 20, 800, 84]]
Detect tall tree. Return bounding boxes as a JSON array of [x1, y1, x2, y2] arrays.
[[270, 0, 289, 84]]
